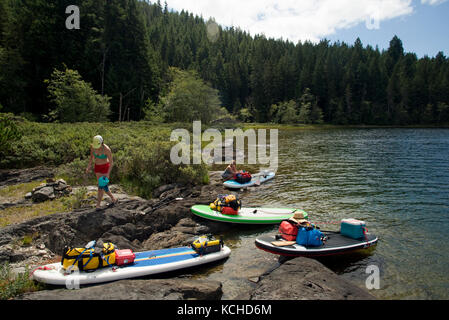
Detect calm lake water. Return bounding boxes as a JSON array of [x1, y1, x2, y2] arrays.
[[189, 128, 449, 300]]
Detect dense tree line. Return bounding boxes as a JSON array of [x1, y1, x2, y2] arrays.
[[0, 0, 448, 125]]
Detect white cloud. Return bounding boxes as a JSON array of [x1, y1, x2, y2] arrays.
[[421, 0, 447, 5], [166, 0, 414, 43]]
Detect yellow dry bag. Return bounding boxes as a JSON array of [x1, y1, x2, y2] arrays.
[[61, 242, 116, 272]]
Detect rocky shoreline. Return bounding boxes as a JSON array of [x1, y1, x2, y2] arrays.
[[0, 167, 375, 300]]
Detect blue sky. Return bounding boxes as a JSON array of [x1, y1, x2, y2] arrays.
[[166, 0, 449, 58], [326, 0, 449, 57]]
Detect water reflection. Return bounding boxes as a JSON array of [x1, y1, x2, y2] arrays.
[[193, 128, 449, 300]]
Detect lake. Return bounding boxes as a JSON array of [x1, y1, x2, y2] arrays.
[[193, 128, 449, 300]]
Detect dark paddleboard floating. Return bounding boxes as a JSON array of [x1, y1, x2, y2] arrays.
[[255, 231, 378, 257]]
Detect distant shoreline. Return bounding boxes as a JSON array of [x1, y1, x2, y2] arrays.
[[242, 123, 449, 130]]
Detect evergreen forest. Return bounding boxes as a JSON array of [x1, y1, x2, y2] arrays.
[[1, 0, 448, 125]]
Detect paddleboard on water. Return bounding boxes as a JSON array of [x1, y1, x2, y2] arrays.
[[223, 171, 275, 189], [32, 245, 231, 286], [255, 232, 378, 257], [191, 205, 308, 224]]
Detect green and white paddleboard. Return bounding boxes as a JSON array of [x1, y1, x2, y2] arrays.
[[191, 205, 308, 224]]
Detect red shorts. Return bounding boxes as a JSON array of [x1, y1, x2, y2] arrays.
[[94, 162, 110, 174]]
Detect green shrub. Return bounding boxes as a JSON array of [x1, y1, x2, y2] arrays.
[[0, 263, 43, 300], [61, 187, 90, 210], [112, 136, 208, 198], [0, 112, 22, 157], [269, 100, 299, 124], [21, 235, 33, 247], [45, 67, 111, 123], [149, 67, 225, 124]]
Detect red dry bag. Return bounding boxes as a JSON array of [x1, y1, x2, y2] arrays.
[[279, 220, 299, 241], [221, 206, 239, 215]]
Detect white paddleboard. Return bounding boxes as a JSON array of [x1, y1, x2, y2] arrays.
[[223, 171, 275, 189], [32, 245, 231, 286]]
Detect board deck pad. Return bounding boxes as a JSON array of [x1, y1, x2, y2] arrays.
[[131, 247, 198, 267], [271, 241, 296, 246], [223, 171, 275, 189], [191, 205, 308, 224]]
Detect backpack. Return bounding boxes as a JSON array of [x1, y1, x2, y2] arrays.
[[235, 171, 252, 184]]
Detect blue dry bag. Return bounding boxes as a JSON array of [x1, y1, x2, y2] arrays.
[[296, 227, 324, 247], [98, 176, 109, 191], [296, 227, 309, 246], [98, 176, 109, 187], [307, 228, 324, 246]]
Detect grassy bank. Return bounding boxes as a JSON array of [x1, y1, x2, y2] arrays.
[[0, 180, 98, 227], [2, 120, 209, 199]]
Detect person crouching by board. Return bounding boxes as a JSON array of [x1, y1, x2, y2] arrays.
[[85, 135, 118, 211], [222, 160, 238, 181]]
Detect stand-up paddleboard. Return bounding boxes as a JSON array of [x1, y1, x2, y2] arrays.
[[191, 205, 308, 224], [255, 232, 378, 257], [223, 171, 275, 189], [32, 245, 231, 286]]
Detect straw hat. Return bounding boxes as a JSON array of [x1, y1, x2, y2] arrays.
[[288, 212, 308, 225]]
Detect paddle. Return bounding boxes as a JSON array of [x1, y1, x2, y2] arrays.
[[251, 208, 298, 215]]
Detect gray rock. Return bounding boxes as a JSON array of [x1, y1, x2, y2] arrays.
[[31, 183, 46, 192], [0, 247, 13, 264], [0, 166, 55, 187], [32, 186, 55, 203], [9, 252, 26, 263], [53, 179, 68, 191], [0, 198, 31, 210], [152, 183, 177, 198], [249, 257, 376, 300], [17, 279, 223, 300], [11, 267, 27, 278]]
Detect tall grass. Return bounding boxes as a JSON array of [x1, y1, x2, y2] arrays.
[[1, 120, 209, 198]]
